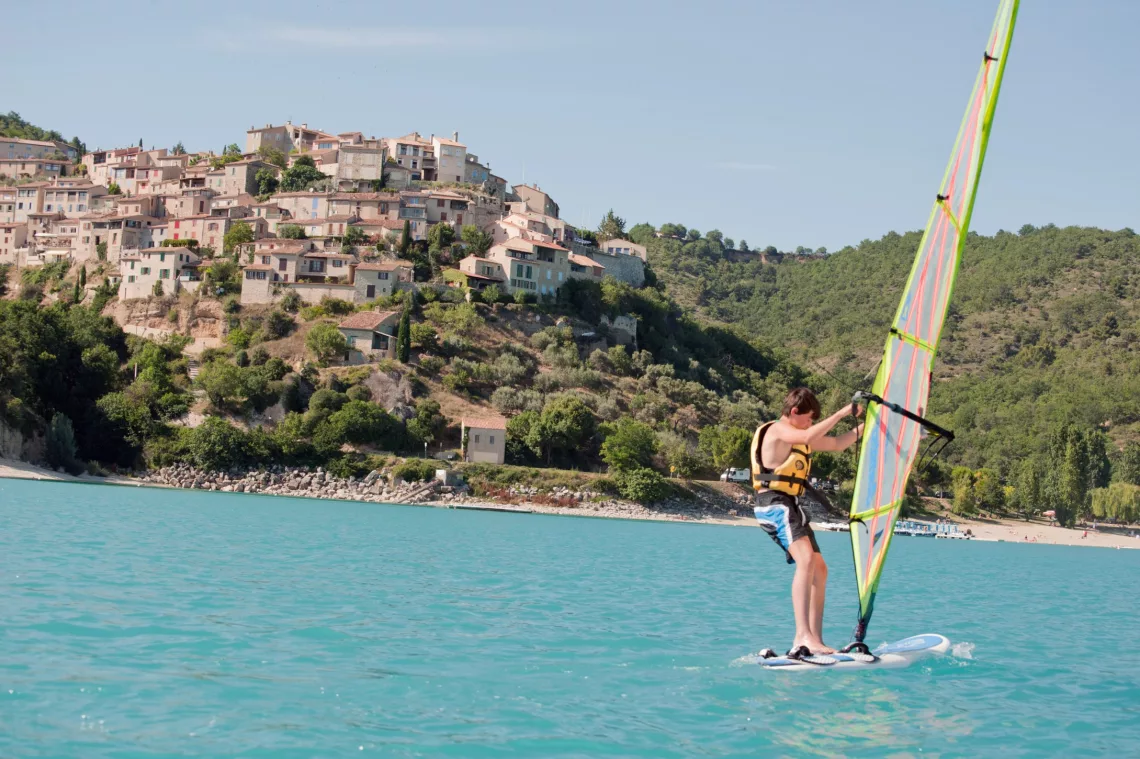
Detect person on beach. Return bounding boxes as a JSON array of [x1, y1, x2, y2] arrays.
[[751, 387, 863, 657]]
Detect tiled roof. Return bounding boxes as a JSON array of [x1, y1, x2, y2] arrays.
[[433, 137, 466, 148], [242, 263, 274, 271], [338, 310, 400, 330], [569, 253, 604, 268], [329, 192, 399, 201], [462, 415, 507, 431], [355, 261, 409, 271]]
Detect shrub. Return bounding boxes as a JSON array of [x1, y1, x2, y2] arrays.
[[346, 384, 373, 402], [393, 458, 437, 483], [418, 355, 445, 376], [250, 346, 270, 366], [280, 290, 303, 313], [615, 467, 671, 504], [319, 296, 355, 316], [308, 388, 348, 414], [264, 309, 295, 339], [223, 296, 241, 314], [167, 307, 179, 323], [263, 356, 290, 381], [187, 417, 254, 471], [234, 349, 250, 367], [154, 392, 190, 421]]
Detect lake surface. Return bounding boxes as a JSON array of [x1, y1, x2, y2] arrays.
[[2, 479, 1138, 757]]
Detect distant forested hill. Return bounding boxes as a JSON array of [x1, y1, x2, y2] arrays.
[[645, 224, 1140, 477]]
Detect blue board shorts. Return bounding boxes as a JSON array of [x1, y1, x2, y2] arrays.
[[754, 491, 820, 564]]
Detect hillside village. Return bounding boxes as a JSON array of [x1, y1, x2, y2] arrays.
[[1, 118, 781, 511]]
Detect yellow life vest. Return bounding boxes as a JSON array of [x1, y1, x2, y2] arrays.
[[751, 421, 812, 496]]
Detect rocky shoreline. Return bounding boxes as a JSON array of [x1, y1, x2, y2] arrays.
[[139, 463, 754, 524]]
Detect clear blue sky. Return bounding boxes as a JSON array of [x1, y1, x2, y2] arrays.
[[7, 0, 1138, 250]]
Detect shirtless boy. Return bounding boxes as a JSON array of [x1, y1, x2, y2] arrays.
[[751, 387, 862, 656]]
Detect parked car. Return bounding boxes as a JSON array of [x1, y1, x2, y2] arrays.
[[720, 468, 751, 483]]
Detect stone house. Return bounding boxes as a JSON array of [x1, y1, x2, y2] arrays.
[[462, 415, 508, 464], [337, 310, 402, 363], [120, 247, 201, 300]]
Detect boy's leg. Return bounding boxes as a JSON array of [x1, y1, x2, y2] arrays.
[[788, 536, 828, 653], [808, 549, 829, 648]]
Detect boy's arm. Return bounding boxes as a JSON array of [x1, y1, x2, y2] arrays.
[[813, 423, 865, 452], [770, 405, 857, 447]]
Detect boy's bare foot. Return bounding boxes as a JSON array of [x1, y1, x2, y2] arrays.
[[793, 638, 836, 655]]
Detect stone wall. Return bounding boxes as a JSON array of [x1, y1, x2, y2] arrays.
[[571, 243, 645, 287]]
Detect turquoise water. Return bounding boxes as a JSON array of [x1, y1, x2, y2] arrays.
[[2, 479, 1138, 758]]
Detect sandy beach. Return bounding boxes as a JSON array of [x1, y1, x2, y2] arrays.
[[3, 458, 1137, 550]]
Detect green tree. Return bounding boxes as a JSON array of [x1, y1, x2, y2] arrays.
[[279, 155, 327, 192], [203, 258, 241, 294], [255, 167, 279, 195], [323, 400, 398, 446], [408, 399, 447, 447], [599, 417, 658, 472], [256, 144, 289, 169], [223, 143, 241, 156], [73, 281, 81, 304], [107, 182, 122, 196], [525, 395, 596, 466], [396, 308, 411, 363], [278, 224, 306, 240], [305, 322, 347, 366], [951, 466, 977, 515], [1009, 458, 1043, 516], [188, 417, 251, 471], [45, 412, 82, 474], [223, 220, 254, 254], [597, 209, 626, 240], [151, 280, 164, 297], [697, 425, 753, 472], [78, 266, 86, 287], [973, 468, 1005, 513], [1117, 443, 1140, 486], [172, 141, 186, 155], [196, 360, 243, 408], [460, 224, 493, 255], [399, 220, 412, 255], [427, 222, 455, 251]]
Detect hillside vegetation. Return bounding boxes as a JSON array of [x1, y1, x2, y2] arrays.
[[638, 222, 1140, 524]]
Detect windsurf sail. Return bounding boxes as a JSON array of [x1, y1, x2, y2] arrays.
[[847, 0, 1019, 643]]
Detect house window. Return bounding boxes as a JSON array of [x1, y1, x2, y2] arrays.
[[141, 267, 150, 275], [366, 284, 375, 298], [473, 434, 481, 444], [489, 436, 495, 445], [436, 199, 444, 208], [379, 272, 389, 280], [262, 256, 270, 264], [160, 269, 170, 279], [441, 212, 447, 222], [128, 275, 135, 283], [332, 260, 343, 268]]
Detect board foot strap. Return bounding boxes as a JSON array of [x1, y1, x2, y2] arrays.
[[786, 646, 837, 666]]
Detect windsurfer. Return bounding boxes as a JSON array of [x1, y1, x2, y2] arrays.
[[752, 388, 863, 655]]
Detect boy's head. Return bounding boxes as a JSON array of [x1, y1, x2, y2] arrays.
[[781, 387, 821, 429]]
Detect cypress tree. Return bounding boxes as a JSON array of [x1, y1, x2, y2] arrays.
[[79, 266, 86, 287], [399, 220, 411, 255], [73, 281, 81, 304], [396, 308, 411, 363]]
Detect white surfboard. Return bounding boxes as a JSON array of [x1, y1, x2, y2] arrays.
[[748, 633, 950, 670]]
